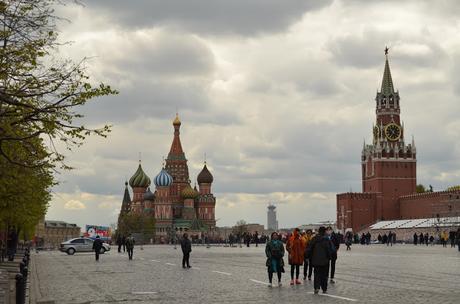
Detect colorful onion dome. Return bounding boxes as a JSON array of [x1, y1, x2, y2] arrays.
[[181, 184, 198, 199], [154, 168, 173, 187], [197, 164, 213, 184], [143, 187, 155, 201], [129, 163, 151, 188]]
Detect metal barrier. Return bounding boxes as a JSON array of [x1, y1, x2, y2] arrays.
[[15, 247, 30, 304]]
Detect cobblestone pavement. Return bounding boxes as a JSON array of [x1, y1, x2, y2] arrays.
[[31, 244, 459, 304]]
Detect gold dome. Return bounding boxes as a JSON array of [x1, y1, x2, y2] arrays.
[[181, 184, 198, 199], [173, 113, 181, 126]]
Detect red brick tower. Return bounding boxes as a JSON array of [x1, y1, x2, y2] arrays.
[[197, 162, 216, 229], [361, 48, 417, 220]]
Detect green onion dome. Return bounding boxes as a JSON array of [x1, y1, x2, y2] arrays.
[[129, 163, 151, 188], [181, 184, 198, 199]]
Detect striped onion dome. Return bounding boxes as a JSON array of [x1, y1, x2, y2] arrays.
[[143, 188, 155, 201], [129, 163, 151, 188], [181, 184, 198, 199], [154, 168, 173, 187]]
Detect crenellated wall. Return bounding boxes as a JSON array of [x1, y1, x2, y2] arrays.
[[399, 190, 460, 219]]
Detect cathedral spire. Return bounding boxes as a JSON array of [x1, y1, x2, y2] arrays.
[[169, 113, 185, 158], [380, 46, 394, 96], [121, 181, 131, 213]]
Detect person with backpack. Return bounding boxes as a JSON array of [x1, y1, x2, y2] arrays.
[[126, 234, 135, 260], [265, 232, 285, 287], [92, 235, 103, 262], [305, 226, 334, 294]]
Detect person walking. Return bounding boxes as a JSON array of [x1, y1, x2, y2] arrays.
[[449, 230, 456, 248], [286, 228, 305, 285], [327, 227, 340, 284], [122, 235, 126, 252], [116, 233, 123, 253], [345, 231, 352, 251], [126, 234, 135, 260], [92, 235, 103, 262], [265, 232, 285, 287], [302, 230, 313, 280], [419, 233, 424, 246], [424, 233, 429, 246], [456, 228, 460, 252], [413, 233, 418, 245], [306, 226, 334, 294], [180, 233, 192, 268]]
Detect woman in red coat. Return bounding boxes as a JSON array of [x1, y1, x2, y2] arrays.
[[286, 228, 306, 285]]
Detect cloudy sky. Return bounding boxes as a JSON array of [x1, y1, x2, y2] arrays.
[[46, 0, 460, 230]]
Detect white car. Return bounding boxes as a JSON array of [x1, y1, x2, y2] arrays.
[[60, 237, 110, 255]]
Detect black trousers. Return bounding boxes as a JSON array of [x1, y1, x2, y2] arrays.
[[127, 248, 133, 260], [182, 253, 190, 267], [268, 270, 282, 283], [95, 250, 100, 261], [303, 258, 312, 278], [314, 265, 328, 291], [118, 244, 122, 253], [291, 264, 300, 280], [330, 259, 336, 279]]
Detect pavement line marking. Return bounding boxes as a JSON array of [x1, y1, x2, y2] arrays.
[[132, 291, 157, 295], [212, 271, 232, 276], [151, 259, 160, 262], [165, 263, 177, 266], [308, 292, 357, 302], [250, 279, 271, 286]]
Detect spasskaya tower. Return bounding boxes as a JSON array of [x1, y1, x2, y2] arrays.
[[362, 48, 417, 221]]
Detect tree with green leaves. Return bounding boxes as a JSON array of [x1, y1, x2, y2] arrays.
[[0, 0, 117, 168], [416, 184, 426, 193], [0, 138, 54, 244], [118, 213, 155, 244], [0, 0, 116, 244]]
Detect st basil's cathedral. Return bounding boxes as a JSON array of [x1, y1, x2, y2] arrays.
[[118, 114, 216, 243]]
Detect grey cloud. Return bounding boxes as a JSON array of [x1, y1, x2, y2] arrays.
[[330, 29, 446, 69], [108, 33, 215, 77], [84, 0, 333, 36]]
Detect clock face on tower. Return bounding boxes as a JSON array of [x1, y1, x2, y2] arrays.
[[384, 123, 401, 141]]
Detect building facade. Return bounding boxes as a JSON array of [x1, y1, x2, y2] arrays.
[[35, 219, 81, 249], [337, 51, 460, 232], [118, 115, 217, 243]]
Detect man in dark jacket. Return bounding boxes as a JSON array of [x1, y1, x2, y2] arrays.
[[126, 234, 135, 260], [306, 226, 334, 294], [92, 235, 103, 262], [180, 233, 192, 268], [327, 227, 340, 284]]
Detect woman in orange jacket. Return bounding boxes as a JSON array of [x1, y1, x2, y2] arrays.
[[286, 228, 306, 285]]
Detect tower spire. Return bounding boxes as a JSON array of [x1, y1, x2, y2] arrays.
[[381, 46, 394, 96], [169, 113, 185, 158]]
